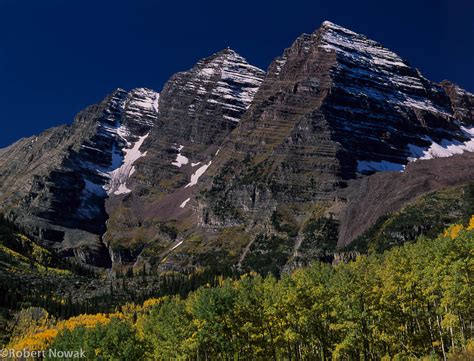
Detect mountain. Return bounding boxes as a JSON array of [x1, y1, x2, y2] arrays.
[[103, 49, 265, 266], [202, 21, 473, 212], [193, 21, 474, 270], [0, 49, 264, 269], [0, 87, 159, 265], [0, 22, 473, 275]]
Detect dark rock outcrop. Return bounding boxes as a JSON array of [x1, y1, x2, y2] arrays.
[[0, 88, 159, 264]]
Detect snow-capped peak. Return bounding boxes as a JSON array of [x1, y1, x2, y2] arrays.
[[316, 19, 453, 118], [318, 21, 409, 69], [320, 20, 358, 36], [183, 49, 265, 123]]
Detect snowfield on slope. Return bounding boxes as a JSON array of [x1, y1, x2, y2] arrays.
[[407, 126, 474, 161], [106, 132, 149, 195], [185, 161, 212, 188], [358, 126, 474, 174]]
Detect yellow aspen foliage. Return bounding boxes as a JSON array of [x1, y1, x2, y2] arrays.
[[467, 215, 474, 230], [443, 224, 463, 239], [9, 313, 116, 352], [120, 302, 143, 317], [10, 329, 58, 352], [142, 297, 162, 309], [59, 313, 114, 330]]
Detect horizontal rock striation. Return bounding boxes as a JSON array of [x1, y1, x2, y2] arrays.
[[0, 87, 159, 265], [200, 21, 474, 227], [99, 49, 265, 261]]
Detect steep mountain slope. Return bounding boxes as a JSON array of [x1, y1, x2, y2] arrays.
[[179, 21, 474, 272], [0, 88, 159, 265], [343, 177, 474, 252], [337, 152, 474, 246], [102, 49, 265, 265], [0, 49, 264, 268], [201, 22, 473, 225]]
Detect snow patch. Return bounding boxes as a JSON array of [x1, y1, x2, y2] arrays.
[[172, 145, 189, 168], [180, 198, 191, 208], [106, 133, 149, 195], [223, 115, 240, 122], [407, 126, 474, 161], [185, 161, 212, 188], [152, 93, 160, 113], [170, 240, 184, 252], [358, 126, 474, 175]]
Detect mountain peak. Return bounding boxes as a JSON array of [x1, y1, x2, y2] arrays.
[[314, 20, 410, 71], [215, 47, 239, 57], [191, 47, 264, 84], [319, 20, 357, 35], [203, 47, 249, 67]]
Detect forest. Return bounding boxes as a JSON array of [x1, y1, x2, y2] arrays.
[[4, 217, 473, 360]]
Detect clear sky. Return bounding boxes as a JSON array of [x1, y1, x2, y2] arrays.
[[1, 0, 473, 147]]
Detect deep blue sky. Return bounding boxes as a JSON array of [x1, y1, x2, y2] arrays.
[[1, 0, 473, 147]]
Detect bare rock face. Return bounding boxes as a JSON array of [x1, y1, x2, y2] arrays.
[[0, 48, 264, 267], [0, 88, 159, 265], [102, 49, 265, 263], [199, 21, 474, 226], [440, 80, 474, 125], [132, 48, 265, 199], [158, 48, 265, 146]]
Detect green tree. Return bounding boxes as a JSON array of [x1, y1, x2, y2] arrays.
[[48, 318, 147, 360]]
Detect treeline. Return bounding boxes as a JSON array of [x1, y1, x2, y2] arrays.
[[0, 213, 97, 276], [12, 219, 473, 360], [1, 210, 246, 329], [1, 262, 238, 322]]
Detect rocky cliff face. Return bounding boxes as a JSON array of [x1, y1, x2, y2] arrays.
[[0, 88, 159, 265], [0, 49, 265, 268], [199, 21, 474, 226], [202, 22, 470, 218], [441, 80, 474, 125], [127, 48, 264, 200], [103, 49, 265, 265], [1, 22, 473, 273], [187, 21, 474, 272], [157, 48, 265, 146]]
